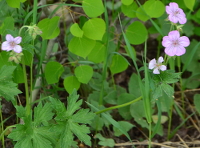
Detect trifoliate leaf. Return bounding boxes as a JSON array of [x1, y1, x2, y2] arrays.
[[70, 23, 83, 37], [74, 65, 93, 84], [121, 0, 133, 5], [121, 2, 138, 18], [64, 76, 81, 94]]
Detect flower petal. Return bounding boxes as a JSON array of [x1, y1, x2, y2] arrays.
[[157, 57, 164, 63], [14, 36, 22, 44], [165, 46, 176, 56], [162, 36, 171, 47], [168, 30, 180, 40], [149, 59, 156, 69], [179, 36, 190, 47], [6, 34, 14, 42], [153, 68, 160, 74], [175, 46, 186, 56], [159, 65, 167, 71], [13, 45, 22, 53], [1, 41, 12, 51], [168, 15, 179, 24]]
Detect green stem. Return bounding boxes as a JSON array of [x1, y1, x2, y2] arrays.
[[148, 122, 152, 148], [0, 125, 16, 140], [33, 0, 38, 24], [0, 107, 5, 148], [167, 105, 173, 140], [22, 58, 30, 115], [96, 96, 142, 114]]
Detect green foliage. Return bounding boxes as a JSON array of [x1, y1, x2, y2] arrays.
[[64, 76, 80, 94], [113, 121, 134, 136], [125, 21, 148, 45], [0, 66, 21, 102], [144, 0, 165, 18], [68, 36, 96, 58], [121, 2, 138, 18], [121, 0, 133, 5], [6, 0, 26, 8], [184, 0, 195, 11], [44, 61, 64, 84], [82, 18, 106, 40], [82, 0, 104, 18], [9, 91, 95, 148], [38, 16, 60, 39], [95, 133, 115, 147], [110, 54, 129, 74], [0, 17, 14, 36], [75, 65, 93, 84], [136, 6, 149, 21], [70, 23, 83, 38]]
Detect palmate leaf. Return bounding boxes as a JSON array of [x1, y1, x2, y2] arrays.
[[0, 66, 21, 102]]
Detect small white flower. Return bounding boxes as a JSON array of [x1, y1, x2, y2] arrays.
[[149, 57, 167, 74], [1, 34, 22, 53]]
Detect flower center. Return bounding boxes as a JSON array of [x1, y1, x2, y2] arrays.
[[9, 41, 16, 48], [173, 10, 180, 16], [172, 40, 179, 47]]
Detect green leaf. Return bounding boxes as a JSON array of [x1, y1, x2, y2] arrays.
[[63, 76, 80, 94], [136, 6, 149, 21], [0, 66, 21, 102], [68, 36, 96, 58], [21, 50, 33, 66], [95, 133, 115, 147], [130, 100, 149, 128], [38, 16, 60, 39], [82, 18, 106, 40], [125, 21, 148, 45], [34, 102, 54, 126], [13, 65, 24, 83], [184, 0, 195, 11], [75, 65, 93, 84], [121, 2, 138, 18], [121, 0, 133, 5], [82, 0, 104, 17], [110, 54, 128, 74], [117, 93, 135, 120], [0, 17, 14, 35], [128, 73, 141, 98], [71, 109, 94, 124], [194, 94, 200, 114], [113, 121, 134, 136], [88, 42, 106, 63], [144, 0, 165, 18], [44, 61, 64, 84], [70, 23, 83, 37], [6, 0, 20, 8]]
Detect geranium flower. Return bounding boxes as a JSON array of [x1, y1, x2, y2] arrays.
[[162, 30, 190, 56], [149, 57, 167, 74], [1, 34, 22, 53], [166, 2, 187, 24]]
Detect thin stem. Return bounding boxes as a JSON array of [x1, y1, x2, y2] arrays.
[[0, 107, 5, 148], [22, 58, 30, 115], [167, 105, 173, 140], [148, 122, 152, 148], [33, 0, 38, 24], [96, 96, 142, 114]]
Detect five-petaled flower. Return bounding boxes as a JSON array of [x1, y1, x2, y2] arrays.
[[166, 2, 187, 24], [162, 30, 190, 56], [149, 57, 167, 74], [1, 34, 22, 53]]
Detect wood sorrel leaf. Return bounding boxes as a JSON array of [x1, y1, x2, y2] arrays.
[[68, 36, 96, 58], [143, 0, 165, 18], [82, 0, 104, 18], [184, 0, 195, 11], [44, 61, 64, 84], [113, 121, 134, 137], [70, 23, 83, 37], [125, 21, 148, 45], [75, 65, 93, 84], [110, 54, 128, 74], [136, 6, 149, 22], [88, 42, 106, 63], [82, 18, 106, 40], [64, 76, 80, 94], [121, 2, 138, 18], [6, 0, 21, 8], [38, 16, 60, 39], [121, 0, 133, 5]]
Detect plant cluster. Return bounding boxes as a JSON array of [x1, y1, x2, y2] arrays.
[[0, 0, 200, 148]]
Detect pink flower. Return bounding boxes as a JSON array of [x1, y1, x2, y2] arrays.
[[166, 2, 187, 24], [149, 57, 167, 74], [162, 30, 190, 56], [1, 34, 22, 53]]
